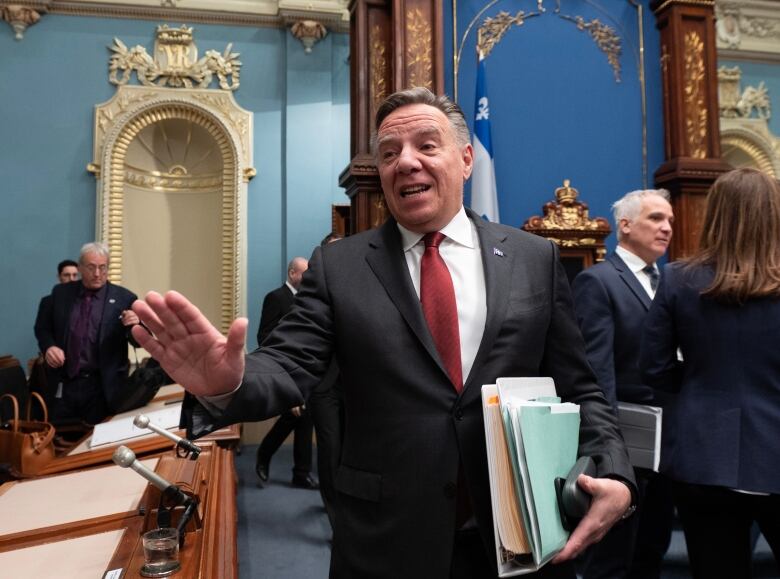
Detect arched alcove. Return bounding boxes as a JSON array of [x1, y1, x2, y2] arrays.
[[92, 86, 253, 333]]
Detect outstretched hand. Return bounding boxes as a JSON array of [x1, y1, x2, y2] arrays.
[[131, 290, 247, 397], [551, 474, 632, 563]]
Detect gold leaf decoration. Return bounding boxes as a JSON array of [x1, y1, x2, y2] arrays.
[[560, 15, 622, 82], [477, 11, 528, 59], [406, 8, 432, 89], [370, 24, 387, 126], [683, 31, 707, 159]]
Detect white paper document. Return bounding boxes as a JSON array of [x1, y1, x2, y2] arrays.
[[482, 378, 581, 576], [90, 403, 182, 447]]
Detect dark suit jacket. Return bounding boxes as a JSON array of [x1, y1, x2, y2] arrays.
[[640, 262, 780, 495], [257, 284, 295, 345], [34, 281, 138, 412], [572, 252, 662, 412], [198, 211, 634, 577]]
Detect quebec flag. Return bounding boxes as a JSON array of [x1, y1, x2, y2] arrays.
[[471, 55, 500, 223]]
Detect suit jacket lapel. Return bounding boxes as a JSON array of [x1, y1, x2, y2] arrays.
[[462, 210, 512, 395], [608, 252, 652, 311], [364, 219, 444, 371]]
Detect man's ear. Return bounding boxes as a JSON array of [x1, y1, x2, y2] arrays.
[[461, 143, 474, 180]]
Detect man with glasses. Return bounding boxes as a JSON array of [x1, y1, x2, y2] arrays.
[[35, 242, 140, 424]]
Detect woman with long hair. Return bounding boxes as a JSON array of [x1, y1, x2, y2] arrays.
[[640, 167, 780, 577]]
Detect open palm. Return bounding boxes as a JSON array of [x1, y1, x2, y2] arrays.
[[131, 290, 247, 397]]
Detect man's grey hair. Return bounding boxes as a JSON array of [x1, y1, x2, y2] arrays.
[[79, 241, 110, 264], [612, 189, 671, 241], [370, 87, 471, 154]]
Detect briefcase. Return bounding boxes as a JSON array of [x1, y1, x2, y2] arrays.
[[0, 392, 55, 475]]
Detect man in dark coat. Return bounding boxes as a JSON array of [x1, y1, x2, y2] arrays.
[[572, 189, 676, 579], [132, 88, 635, 579], [255, 257, 319, 489], [35, 242, 139, 424]]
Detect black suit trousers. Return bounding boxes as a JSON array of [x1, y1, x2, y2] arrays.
[[673, 481, 780, 579], [256, 408, 314, 478], [578, 468, 674, 579]]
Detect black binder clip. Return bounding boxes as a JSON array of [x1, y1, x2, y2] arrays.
[[555, 456, 596, 531]]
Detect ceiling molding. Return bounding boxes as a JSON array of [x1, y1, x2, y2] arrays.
[[0, 0, 350, 32], [716, 0, 780, 56]]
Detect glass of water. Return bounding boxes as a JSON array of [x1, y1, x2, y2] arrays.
[[140, 527, 180, 577]]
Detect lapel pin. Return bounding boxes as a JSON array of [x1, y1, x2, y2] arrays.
[[493, 248, 504, 257], [109, 298, 116, 304]]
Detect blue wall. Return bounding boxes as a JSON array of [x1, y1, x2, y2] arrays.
[[0, 15, 349, 361], [444, 0, 664, 244]]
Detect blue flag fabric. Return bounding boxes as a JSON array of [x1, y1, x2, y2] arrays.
[[471, 55, 500, 223]]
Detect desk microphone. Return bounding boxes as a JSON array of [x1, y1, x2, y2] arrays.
[[133, 414, 201, 459], [113, 445, 198, 539], [113, 445, 180, 493]]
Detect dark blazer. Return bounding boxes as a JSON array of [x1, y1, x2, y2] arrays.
[[201, 211, 634, 577], [34, 280, 138, 412], [640, 262, 780, 495], [572, 252, 660, 411], [257, 284, 295, 345]]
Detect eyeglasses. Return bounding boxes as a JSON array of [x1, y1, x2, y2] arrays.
[[83, 264, 108, 274]]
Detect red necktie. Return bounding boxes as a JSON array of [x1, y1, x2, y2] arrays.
[[420, 232, 463, 392]]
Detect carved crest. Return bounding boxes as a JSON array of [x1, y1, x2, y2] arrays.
[[109, 25, 241, 91]]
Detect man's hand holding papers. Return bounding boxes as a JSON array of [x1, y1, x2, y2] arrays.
[[550, 475, 631, 563]]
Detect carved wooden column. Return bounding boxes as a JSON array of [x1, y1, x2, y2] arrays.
[[651, 0, 731, 259], [339, 0, 444, 233]]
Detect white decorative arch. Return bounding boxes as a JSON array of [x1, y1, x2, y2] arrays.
[[91, 84, 254, 333]]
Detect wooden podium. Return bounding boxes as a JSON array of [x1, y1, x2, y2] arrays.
[[0, 441, 237, 578], [37, 385, 240, 476]]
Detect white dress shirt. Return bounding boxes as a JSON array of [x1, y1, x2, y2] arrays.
[[616, 245, 657, 299], [397, 206, 487, 385]]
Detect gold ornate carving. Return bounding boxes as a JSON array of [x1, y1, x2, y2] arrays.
[[109, 25, 241, 90], [477, 10, 528, 59], [558, 15, 622, 82], [1, 4, 42, 40], [406, 8, 432, 89], [529, 180, 611, 231], [290, 20, 328, 53], [191, 93, 249, 143], [522, 180, 611, 258], [373, 194, 387, 229], [124, 164, 223, 192], [718, 66, 771, 120], [683, 31, 707, 159], [96, 90, 160, 148], [370, 24, 387, 126], [721, 134, 777, 177]]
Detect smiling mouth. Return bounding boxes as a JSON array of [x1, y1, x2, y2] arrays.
[[400, 184, 430, 198]]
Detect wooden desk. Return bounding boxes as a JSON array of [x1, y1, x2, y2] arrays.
[[0, 442, 237, 578], [38, 387, 240, 476]]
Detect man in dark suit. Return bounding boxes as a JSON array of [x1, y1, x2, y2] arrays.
[[35, 242, 139, 424], [132, 88, 635, 578], [572, 189, 676, 579], [255, 256, 319, 490]]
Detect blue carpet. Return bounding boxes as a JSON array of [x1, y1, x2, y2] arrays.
[[235, 444, 778, 578], [236, 444, 331, 578]]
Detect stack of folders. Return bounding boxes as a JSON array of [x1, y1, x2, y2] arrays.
[[617, 402, 662, 472], [481, 377, 580, 577]]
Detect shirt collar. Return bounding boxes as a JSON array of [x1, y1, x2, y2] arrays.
[[285, 280, 298, 295], [616, 245, 655, 274], [397, 206, 474, 252]]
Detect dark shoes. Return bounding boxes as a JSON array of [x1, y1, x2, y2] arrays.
[[255, 460, 269, 487], [291, 474, 320, 490]]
